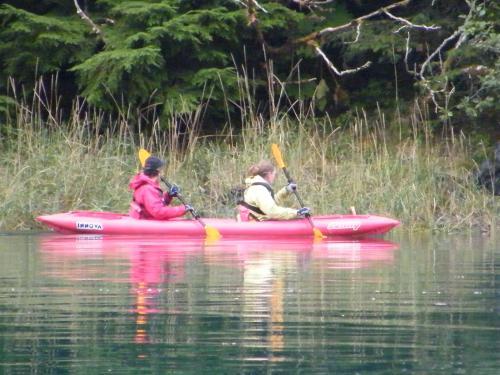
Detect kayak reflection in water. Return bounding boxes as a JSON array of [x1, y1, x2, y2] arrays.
[[129, 156, 189, 220], [237, 160, 311, 221]]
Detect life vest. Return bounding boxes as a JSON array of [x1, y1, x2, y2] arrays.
[[237, 182, 275, 221], [129, 188, 173, 219], [129, 199, 143, 219]]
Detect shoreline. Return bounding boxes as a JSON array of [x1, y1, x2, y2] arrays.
[[1, 119, 497, 233]]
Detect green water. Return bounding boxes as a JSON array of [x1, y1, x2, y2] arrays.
[[0, 233, 497, 374]]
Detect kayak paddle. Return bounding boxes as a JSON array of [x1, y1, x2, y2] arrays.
[[137, 148, 221, 240], [271, 143, 325, 239]]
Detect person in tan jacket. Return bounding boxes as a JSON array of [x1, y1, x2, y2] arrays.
[[237, 160, 311, 221]]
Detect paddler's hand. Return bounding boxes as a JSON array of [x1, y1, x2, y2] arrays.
[[286, 182, 297, 193], [297, 207, 311, 217], [184, 204, 195, 215], [169, 184, 180, 197]]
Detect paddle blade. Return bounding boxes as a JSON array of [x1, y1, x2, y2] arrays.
[[138, 148, 151, 168], [313, 227, 325, 240], [205, 225, 221, 240], [271, 143, 286, 169]]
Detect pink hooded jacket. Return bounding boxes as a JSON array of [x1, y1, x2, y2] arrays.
[[128, 173, 186, 220]]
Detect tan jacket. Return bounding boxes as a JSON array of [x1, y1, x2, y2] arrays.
[[243, 175, 298, 220]]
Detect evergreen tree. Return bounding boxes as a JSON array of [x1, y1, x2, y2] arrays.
[[0, 0, 497, 135]]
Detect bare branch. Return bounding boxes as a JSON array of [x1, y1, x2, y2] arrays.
[[252, 0, 269, 13], [312, 0, 440, 76], [236, 0, 268, 13], [345, 22, 362, 44], [318, 0, 411, 38], [404, 32, 417, 75], [403, 2, 478, 114], [418, 29, 461, 79], [292, 0, 336, 5], [284, 78, 318, 85], [408, 0, 475, 81], [291, 0, 335, 11], [454, 1, 476, 49], [74, 0, 101, 34], [235, 0, 439, 78], [383, 10, 440, 32], [314, 46, 372, 76], [232, 0, 247, 8]]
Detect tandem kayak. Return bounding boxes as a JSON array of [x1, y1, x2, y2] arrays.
[[36, 210, 400, 238]]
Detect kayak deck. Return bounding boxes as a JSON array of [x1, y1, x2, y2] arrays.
[[36, 211, 400, 238]]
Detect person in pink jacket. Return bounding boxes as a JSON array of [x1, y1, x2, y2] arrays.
[[129, 156, 188, 220]]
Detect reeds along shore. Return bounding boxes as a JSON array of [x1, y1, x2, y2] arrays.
[[0, 76, 497, 232]]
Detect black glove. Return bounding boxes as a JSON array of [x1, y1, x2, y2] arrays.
[[169, 184, 180, 197], [297, 207, 311, 217]]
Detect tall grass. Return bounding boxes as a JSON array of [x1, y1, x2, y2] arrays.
[[0, 72, 497, 232]]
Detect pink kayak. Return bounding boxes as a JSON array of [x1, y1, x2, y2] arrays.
[[36, 210, 399, 238]]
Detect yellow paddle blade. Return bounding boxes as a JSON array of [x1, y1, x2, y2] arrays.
[[313, 227, 325, 240], [138, 148, 151, 168], [271, 143, 286, 169], [205, 225, 222, 241]]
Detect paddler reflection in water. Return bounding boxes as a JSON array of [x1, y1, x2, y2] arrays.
[[129, 156, 192, 220], [237, 160, 311, 221]]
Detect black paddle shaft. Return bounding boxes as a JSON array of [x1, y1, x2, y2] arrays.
[[282, 167, 313, 220], [160, 177, 203, 221]]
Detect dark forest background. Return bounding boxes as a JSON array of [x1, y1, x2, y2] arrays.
[[0, 1, 498, 139]]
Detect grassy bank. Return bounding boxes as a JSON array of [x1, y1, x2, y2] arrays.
[[0, 84, 497, 232]]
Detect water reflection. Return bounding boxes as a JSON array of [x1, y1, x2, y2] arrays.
[[38, 235, 398, 356], [39, 235, 203, 347], [201, 239, 397, 363], [2, 233, 497, 373]]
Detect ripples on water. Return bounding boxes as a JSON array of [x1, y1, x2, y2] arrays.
[[0, 233, 497, 373]]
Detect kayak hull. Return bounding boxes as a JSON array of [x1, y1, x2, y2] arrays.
[[36, 211, 400, 238]]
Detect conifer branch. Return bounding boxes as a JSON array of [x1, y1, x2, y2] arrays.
[[73, 0, 101, 34]]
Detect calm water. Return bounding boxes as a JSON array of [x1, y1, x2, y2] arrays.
[[0, 233, 497, 374]]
